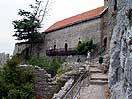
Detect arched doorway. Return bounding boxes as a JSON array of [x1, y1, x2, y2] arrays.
[[54, 44, 56, 50], [64, 43, 68, 51], [103, 37, 107, 51]]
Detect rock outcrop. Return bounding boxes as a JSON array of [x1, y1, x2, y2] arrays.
[[108, 0, 132, 99]]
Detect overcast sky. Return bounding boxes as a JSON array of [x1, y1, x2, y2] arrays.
[[0, 0, 103, 55]]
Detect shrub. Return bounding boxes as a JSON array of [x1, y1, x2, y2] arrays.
[[75, 39, 97, 55], [27, 56, 63, 77], [47, 58, 61, 76], [27, 56, 50, 69], [0, 55, 35, 99]]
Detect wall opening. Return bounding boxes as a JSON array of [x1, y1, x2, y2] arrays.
[[78, 38, 82, 44], [26, 48, 30, 57], [64, 43, 68, 51], [114, 0, 117, 11], [54, 44, 56, 50], [103, 37, 107, 51]]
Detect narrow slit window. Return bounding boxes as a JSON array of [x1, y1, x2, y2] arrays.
[[114, 0, 117, 11]]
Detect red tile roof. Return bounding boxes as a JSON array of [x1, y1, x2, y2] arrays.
[[45, 6, 105, 32]]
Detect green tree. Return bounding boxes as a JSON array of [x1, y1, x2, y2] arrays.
[[0, 55, 35, 99], [13, 0, 50, 55]]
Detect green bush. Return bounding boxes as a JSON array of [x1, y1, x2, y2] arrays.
[[27, 56, 63, 77], [47, 58, 61, 76], [0, 55, 35, 99], [27, 56, 50, 69], [75, 39, 97, 55]]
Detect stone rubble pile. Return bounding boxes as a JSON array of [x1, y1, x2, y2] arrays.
[[0, 53, 9, 68]]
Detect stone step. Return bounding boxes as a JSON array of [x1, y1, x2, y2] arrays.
[[91, 77, 108, 81], [91, 73, 108, 80], [89, 65, 99, 68], [90, 79, 108, 85], [90, 67, 102, 73]]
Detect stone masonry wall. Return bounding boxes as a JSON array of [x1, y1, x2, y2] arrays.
[[101, 9, 109, 49], [44, 18, 102, 51], [21, 65, 56, 99], [108, 0, 132, 99]]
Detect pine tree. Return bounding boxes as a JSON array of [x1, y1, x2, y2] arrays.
[[13, 0, 49, 55]]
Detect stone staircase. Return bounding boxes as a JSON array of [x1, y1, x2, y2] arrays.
[[77, 60, 109, 99], [89, 63, 108, 85]]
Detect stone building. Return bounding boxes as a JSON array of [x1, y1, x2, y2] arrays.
[[14, 0, 109, 57], [44, 6, 108, 55]]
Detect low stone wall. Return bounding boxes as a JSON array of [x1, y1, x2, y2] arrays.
[[49, 55, 87, 63], [52, 78, 74, 99]]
